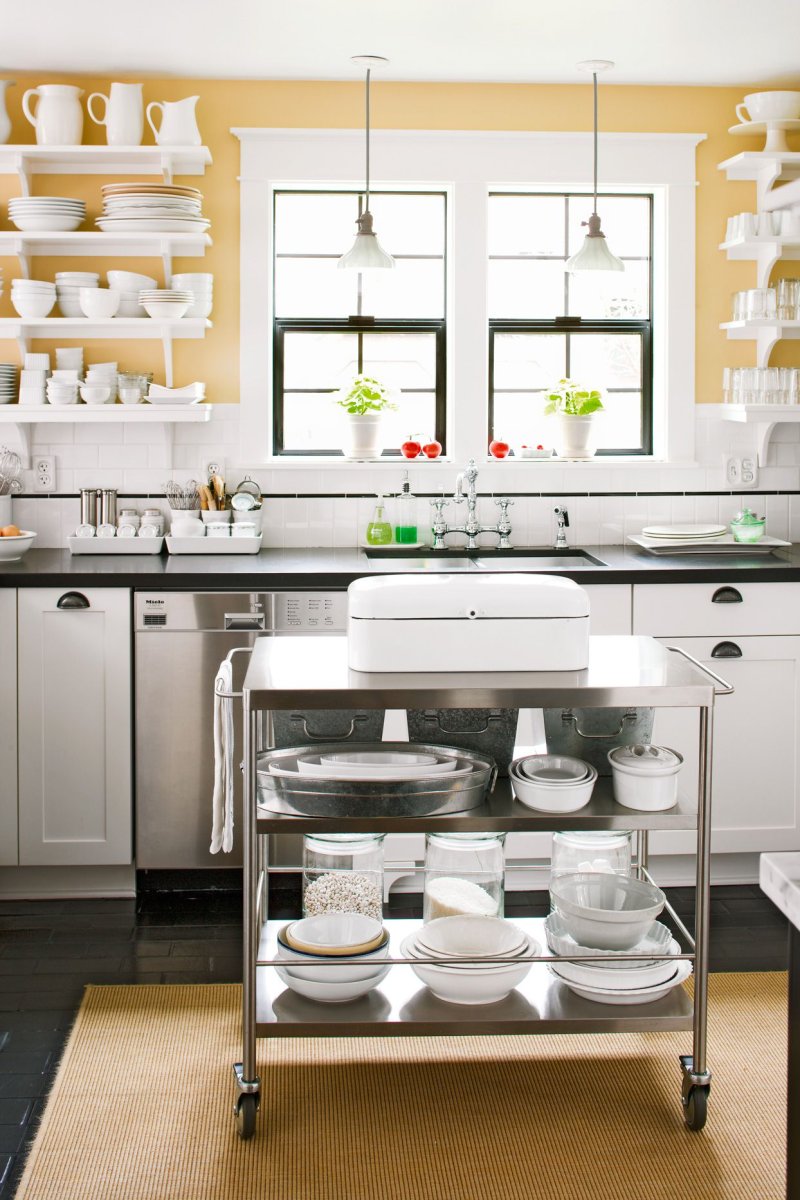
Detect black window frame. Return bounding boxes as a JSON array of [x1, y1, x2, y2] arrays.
[[272, 189, 448, 458], [487, 191, 654, 457]]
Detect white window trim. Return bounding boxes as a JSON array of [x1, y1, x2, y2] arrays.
[[233, 127, 705, 472]]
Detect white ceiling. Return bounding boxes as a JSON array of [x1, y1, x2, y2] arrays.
[[4, 0, 800, 86]]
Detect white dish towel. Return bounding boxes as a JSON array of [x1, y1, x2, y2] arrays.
[[210, 657, 235, 853]]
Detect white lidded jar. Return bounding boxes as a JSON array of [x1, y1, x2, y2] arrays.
[[423, 832, 506, 922]]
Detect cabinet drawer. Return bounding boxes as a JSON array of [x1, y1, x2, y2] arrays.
[[633, 581, 800, 636]]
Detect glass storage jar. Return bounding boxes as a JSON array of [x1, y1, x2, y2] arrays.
[[423, 832, 506, 921], [550, 831, 632, 884], [302, 833, 384, 922]]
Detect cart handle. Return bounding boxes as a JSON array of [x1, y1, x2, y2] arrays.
[[666, 645, 734, 696], [215, 646, 254, 700]]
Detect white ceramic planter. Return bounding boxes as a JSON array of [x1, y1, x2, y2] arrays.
[[553, 414, 599, 460], [343, 413, 385, 459]]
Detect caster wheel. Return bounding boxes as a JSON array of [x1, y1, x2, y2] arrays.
[[683, 1086, 708, 1131], [235, 1094, 258, 1139]]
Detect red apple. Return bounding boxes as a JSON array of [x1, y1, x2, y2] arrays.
[[489, 438, 510, 459], [422, 439, 442, 459], [401, 437, 422, 459]]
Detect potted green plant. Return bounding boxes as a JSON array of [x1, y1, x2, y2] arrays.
[[335, 374, 397, 459], [544, 378, 604, 460]]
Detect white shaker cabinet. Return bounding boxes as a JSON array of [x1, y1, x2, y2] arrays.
[[17, 587, 132, 866], [0, 589, 17, 865]]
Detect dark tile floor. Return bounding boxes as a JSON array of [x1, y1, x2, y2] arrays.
[[0, 881, 789, 1199]]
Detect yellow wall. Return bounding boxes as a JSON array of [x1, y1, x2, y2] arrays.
[[0, 75, 774, 406]]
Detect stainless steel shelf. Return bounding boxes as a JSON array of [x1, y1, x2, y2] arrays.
[[255, 918, 694, 1038], [256, 775, 697, 833]]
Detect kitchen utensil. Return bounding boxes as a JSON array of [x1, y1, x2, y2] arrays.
[[79, 488, 98, 527], [165, 480, 200, 510], [87, 82, 144, 146], [0, 447, 22, 496], [549, 872, 665, 951], [146, 96, 202, 146], [21, 84, 83, 145], [99, 489, 117, 527], [608, 744, 683, 812]]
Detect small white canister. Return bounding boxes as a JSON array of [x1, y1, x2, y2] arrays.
[[608, 744, 683, 812]]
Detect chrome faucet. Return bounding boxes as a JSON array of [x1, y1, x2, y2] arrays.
[[430, 459, 513, 550], [553, 505, 569, 550]]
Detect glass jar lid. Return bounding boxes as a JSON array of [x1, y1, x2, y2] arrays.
[[731, 507, 763, 526]]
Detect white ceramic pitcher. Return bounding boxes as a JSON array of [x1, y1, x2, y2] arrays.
[[146, 96, 201, 147], [22, 83, 83, 145], [87, 82, 144, 146], [0, 80, 15, 144]]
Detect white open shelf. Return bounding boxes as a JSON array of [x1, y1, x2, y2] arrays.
[[719, 236, 800, 288], [0, 231, 212, 283], [0, 402, 212, 465], [0, 145, 212, 195], [720, 318, 800, 366], [718, 151, 800, 185], [705, 402, 800, 466]]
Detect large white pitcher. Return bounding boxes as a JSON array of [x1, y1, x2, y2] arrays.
[[22, 84, 83, 145], [87, 82, 144, 146], [146, 96, 201, 147], [0, 80, 15, 144]]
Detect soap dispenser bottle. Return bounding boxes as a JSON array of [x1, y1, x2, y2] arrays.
[[395, 471, 418, 545], [365, 494, 393, 546]]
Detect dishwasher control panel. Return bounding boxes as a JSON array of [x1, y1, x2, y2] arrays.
[[274, 592, 347, 633]]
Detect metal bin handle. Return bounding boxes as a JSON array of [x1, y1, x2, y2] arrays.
[[666, 644, 734, 695]]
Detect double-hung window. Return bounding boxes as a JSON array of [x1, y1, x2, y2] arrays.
[[272, 190, 447, 456], [488, 192, 654, 455]]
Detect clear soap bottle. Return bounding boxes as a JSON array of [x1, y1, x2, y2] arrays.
[[365, 494, 393, 546], [395, 472, 418, 545]]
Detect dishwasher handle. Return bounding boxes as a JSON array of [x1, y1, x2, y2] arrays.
[[224, 612, 266, 631]]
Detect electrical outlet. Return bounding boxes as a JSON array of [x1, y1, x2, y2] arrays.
[[741, 455, 759, 487], [33, 456, 56, 493], [204, 457, 225, 481], [725, 454, 758, 488]]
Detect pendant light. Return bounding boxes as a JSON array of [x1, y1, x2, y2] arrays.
[[565, 60, 624, 273], [338, 55, 394, 271]]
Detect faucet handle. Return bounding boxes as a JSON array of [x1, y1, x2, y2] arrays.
[[494, 496, 514, 511], [430, 496, 449, 514]]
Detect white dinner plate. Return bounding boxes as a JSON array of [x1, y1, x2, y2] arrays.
[[96, 218, 210, 233], [641, 524, 726, 539]]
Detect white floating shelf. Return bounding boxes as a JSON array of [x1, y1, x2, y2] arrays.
[[0, 316, 211, 339], [718, 151, 800, 184], [0, 145, 212, 195], [720, 318, 800, 366], [706, 402, 800, 466], [0, 231, 212, 283], [719, 236, 800, 261]]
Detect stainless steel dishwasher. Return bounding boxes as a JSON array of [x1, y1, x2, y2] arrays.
[[134, 591, 348, 869]]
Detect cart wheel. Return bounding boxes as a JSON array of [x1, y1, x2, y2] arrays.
[[235, 1094, 258, 1139], [683, 1086, 709, 1132]]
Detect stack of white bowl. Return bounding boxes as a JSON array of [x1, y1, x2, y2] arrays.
[[0, 364, 18, 405], [8, 196, 85, 233], [46, 371, 79, 406], [402, 914, 537, 1004], [172, 273, 213, 318], [510, 754, 597, 814], [56, 272, 100, 317], [547, 872, 691, 1004], [85, 362, 118, 400], [108, 271, 157, 318], [55, 347, 83, 374], [275, 913, 390, 1003], [11, 278, 55, 319], [79, 287, 120, 319], [138, 288, 194, 319]]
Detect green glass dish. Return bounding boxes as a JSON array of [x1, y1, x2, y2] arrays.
[[730, 507, 766, 544]]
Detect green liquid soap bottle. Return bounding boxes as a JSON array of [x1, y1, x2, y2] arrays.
[[366, 495, 393, 546], [395, 472, 418, 545]]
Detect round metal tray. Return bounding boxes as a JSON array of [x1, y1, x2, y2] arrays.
[[256, 742, 497, 818]]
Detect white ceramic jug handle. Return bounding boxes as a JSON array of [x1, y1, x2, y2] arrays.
[[87, 93, 108, 126], [146, 101, 163, 141], [21, 88, 38, 128], [736, 102, 750, 124]]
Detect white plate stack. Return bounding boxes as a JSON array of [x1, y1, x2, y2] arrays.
[[56, 272, 100, 318], [0, 364, 18, 405], [138, 289, 194, 319], [11, 278, 56, 319], [172, 272, 213, 318], [96, 183, 209, 234], [8, 196, 86, 233]]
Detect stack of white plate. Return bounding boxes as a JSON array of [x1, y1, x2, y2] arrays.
[[11, 278, 56, 319], [402, 915, 538, 1005], [138, 289, 194, 319], [545, 912, 692, 1005], [510, 754, 597, 813], [56, 272, 100, 318], [96, 183, 209, 234], [172, 272, 213, 318], [107, 271, 157, 318], [0, 364, 18, 406], [640, 524, 726, 541], [8, 196, 86, 233]]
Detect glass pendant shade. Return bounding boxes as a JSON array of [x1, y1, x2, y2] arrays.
[[566, 61, 624, 275], [338, 210, 394, 270]]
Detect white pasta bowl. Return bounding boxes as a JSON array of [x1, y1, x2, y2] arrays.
[[0, 531, 36, 561], [401, 933, 533, 1004], [276, 926, 389, 983], [550, 872, 665, 951], [11, 293, 55, 318], [284, 912, 385, 955], [141, 299, 191, 320], [275, 962, 390, 1003]]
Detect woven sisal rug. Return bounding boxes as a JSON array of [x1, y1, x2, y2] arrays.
[[14, 973, 787, 1200]]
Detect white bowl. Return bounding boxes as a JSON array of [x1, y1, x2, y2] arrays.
[[117, 300, 147, 318], [550, 873, 666, 951], [47, 393, 78, 406], [545, 913, 674, 965], [276, 932, 389, 983], [416, 915, 527, 960], [79, 385, 112, 405], [608, 745, 683, 812], [11, 294, 55, 318], [172, 272, 213, 288], [10, 214, 83, 232], [107, 270, 157, 291], [142, 300, 190, 319], [186, 298, 213, 318], [0, 530, 36, 561], [401, 934, 532, 1004], [57, 301, 85, 318], [79, 288, 120, 319], [286, 913, 383, 953], [511, 762, 597, 813], [517, 754, 590, 783], [275, 962, 390, 1003]]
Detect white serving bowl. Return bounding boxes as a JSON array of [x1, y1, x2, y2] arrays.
[[275, 962, 390, 1003], [416, 915, 527, 960], [79, 288, 120, 319], [545, 913, 674, 964], [510, 761, 597, 813], [550, 872, 665, 951], [545, 913, 681, 989], [401, 934, 533, 1004], [0, 530, 36, 561], [142, 300, 190, 319], [117, 299, 147, 318], [9, 213, 83, 232], [517, 754, 589, 783], [285, 912, 384, 954], [276, 928, 389, 983], [550, 958, 693, 1006], [608, 745, 683, 812], [107, 270, 157, 291], [79, 384, 112, 405], [11, 293, 55, 318], [172, 272, 213, 288]]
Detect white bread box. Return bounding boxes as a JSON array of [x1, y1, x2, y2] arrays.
[[348, 574, 590, 672]]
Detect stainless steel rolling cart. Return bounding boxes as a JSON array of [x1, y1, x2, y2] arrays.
[[228, 634, 732, 1140]]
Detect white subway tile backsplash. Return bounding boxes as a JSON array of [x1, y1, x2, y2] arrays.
[[74, 422, 123, 444], [261, 498, 285, 548], [99, 444, 149, 469], [766, 494, 789, 540]]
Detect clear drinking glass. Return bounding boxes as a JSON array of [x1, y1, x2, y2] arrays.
[[777, 278, 800, 321]]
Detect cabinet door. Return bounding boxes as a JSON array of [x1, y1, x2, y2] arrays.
[[649, 635, 800, 855], [0, 589, 17, 865], [583, 584, 632, 635], [18, 588, 132, 866]]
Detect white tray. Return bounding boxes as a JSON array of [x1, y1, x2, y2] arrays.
[[166, 533, 262, 555], [628, 533, 790, 555], [68, 535, 164, 555]]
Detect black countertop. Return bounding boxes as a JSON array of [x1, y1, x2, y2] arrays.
[[4, 544, 800, 588]]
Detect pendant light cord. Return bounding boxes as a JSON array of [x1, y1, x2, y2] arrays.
[[365, 67, 371, 212], [592, 69, 598, 217]]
